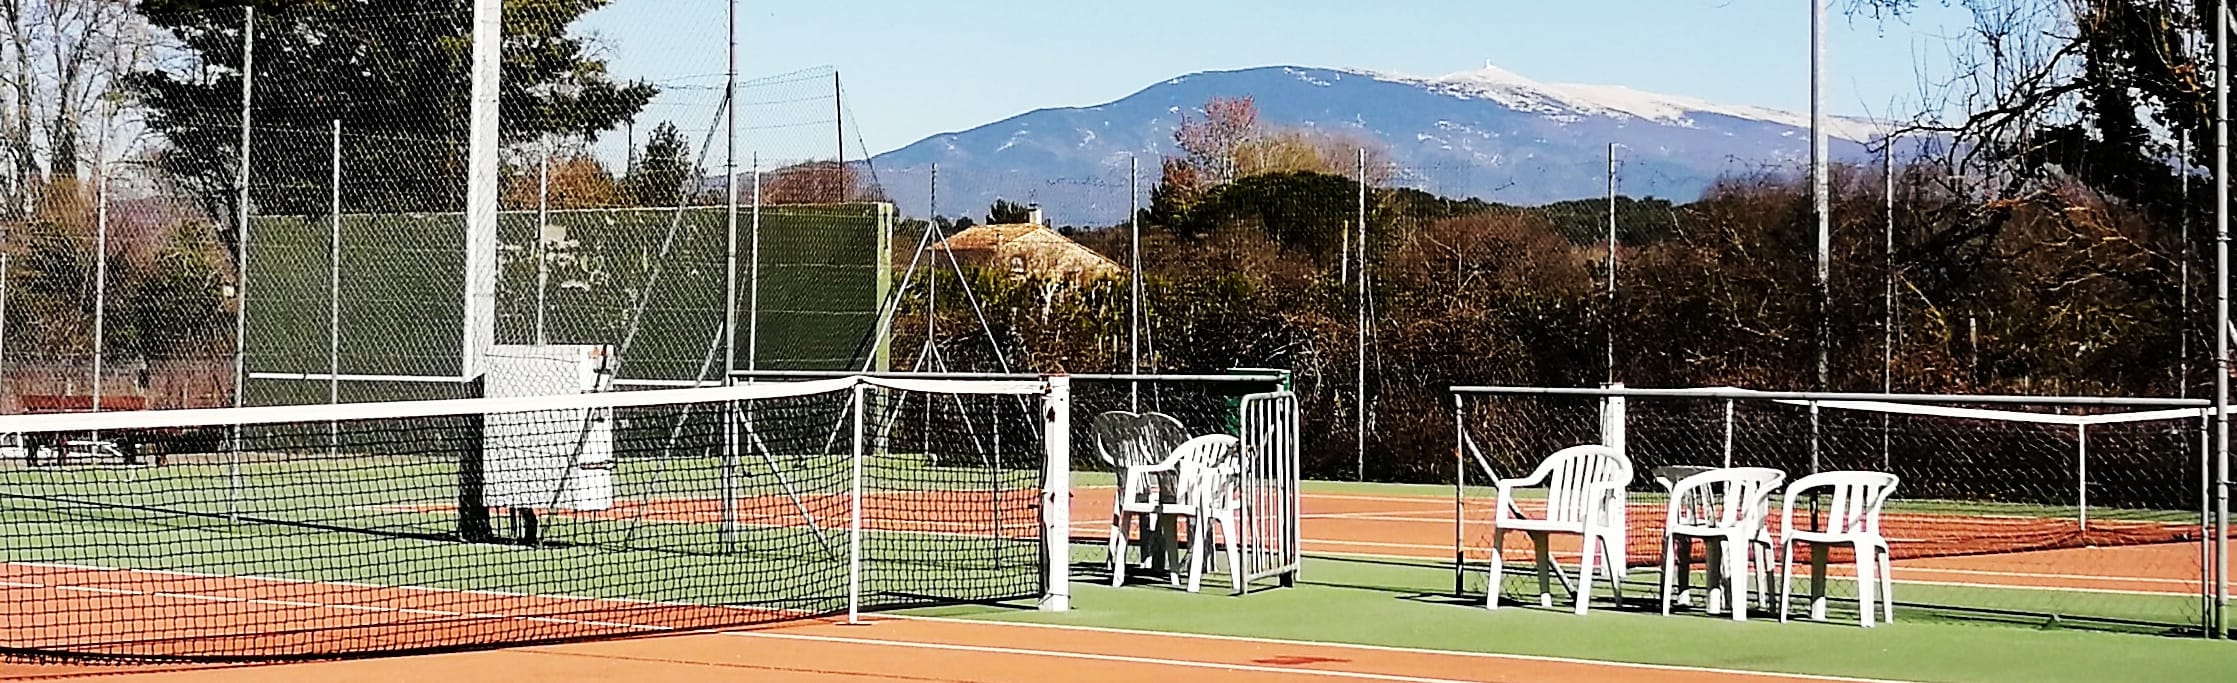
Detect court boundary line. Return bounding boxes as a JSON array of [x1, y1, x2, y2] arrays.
[[725, 631, 1482, 683], [892, 615, 1920, 683]]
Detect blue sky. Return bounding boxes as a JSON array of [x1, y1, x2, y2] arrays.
[[577, 0, 1972, 159]]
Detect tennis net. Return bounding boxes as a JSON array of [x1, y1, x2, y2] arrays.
[[0, 375, 1064, 662]]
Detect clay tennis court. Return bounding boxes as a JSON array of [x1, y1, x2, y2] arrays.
[[0, 561, 1889, 683]]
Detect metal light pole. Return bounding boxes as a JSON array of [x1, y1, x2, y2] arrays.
[[1606, 142, 1619, 385], [1810, 0, 1831, 395], [2214, 0, 2232, 637]]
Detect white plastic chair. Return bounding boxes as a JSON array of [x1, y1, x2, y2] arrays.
[[1660, 467, 1785, 621], [1100, 412, 1194, 577], [1111, 434, 1235, 587], [1090, 410, 1143, 469], [1777, 471, 1900, 627], [1182, 435, 1245, 594], [1486, 444, 1632, 614]]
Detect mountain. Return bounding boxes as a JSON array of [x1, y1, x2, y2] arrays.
[[866, 65, 1888, 226]]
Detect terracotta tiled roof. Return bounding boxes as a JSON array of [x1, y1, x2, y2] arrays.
[[931, 223, 1124, 280]]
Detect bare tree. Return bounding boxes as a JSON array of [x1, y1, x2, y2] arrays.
[[0, 0, 147, 214]]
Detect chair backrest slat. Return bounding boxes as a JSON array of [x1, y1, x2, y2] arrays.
[[1532, 444, 1632, 524], [1780, 471, 1900, 537], [1668, 467, 1785, 531]]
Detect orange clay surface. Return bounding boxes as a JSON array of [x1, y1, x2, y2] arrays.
[[0, 613, 1882, 683]]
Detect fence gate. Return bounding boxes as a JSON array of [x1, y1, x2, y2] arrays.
[[1236, 390, 1302, 592]]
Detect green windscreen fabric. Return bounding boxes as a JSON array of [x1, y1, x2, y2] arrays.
[[245, 202, 891, 404]]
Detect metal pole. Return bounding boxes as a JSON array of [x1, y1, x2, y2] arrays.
[[834, 70, 844, 202], [535, 138, 551, 345], [1883, 138, 1895, 393], [1606, 142, 1618, 384], [0, 251, 9, 407], [1130, 154, 1141, 410], [2183, 130, 2193, 398], [1883, 137, 1896, 470], [1722, 399, 1735, 468], [233, 6, 254, 410], [929, 163, 939, 372], [750, 156, 762, 374], [720, 0, 740, 544], [2215, 0, 2232, 637], [1356, 147, 1367, 481], [229, 6, 254, 516], [329, 120, 342, 455], [1811, 0, 1832, 396], [846, 382, 866, 624], [92, 109, 110, 415], [2077, 424, 2089, 533], [1452, 393, 1466, 597]]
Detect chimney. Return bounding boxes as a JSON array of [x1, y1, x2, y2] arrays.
[[1028, 203, 1044, 227]]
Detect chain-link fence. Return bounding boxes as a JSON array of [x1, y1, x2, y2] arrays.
[[1455, 386, 2219, 635]]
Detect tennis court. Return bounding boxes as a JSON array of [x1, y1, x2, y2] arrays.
[[3, 565, 1886, 683]]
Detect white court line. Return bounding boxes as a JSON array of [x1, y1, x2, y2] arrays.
[[1891, 565, 2202, 586], [729, 631, 1482, 683], [893, 615, 1921, 683]]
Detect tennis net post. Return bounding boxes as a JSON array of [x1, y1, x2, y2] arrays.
[[1041, 374, 1071, 612]]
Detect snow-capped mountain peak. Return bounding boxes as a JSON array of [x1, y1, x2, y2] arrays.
[[869, 64, 1887, 224], [1367, 66, 1886, 143]]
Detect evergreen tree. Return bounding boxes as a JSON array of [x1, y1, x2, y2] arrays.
[[130, 0, 656, 236]]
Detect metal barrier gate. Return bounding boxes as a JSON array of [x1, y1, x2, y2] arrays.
[[1236, 390, 1301, 592]]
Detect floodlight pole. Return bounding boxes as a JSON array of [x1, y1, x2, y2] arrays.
[[1810, 0, 1831, 396], [1606, 142, 1618, 385], [2215, 0, 2232, 638]]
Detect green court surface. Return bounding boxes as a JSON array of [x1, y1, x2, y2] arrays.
[[913, 550, 2237, 683], [1021, 476, 2234, 682]]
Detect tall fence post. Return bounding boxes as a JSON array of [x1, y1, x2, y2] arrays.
[[846, 381, 867, 624], [1598, 383, 1625, 454], [2076, 423, 2089, 534]]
